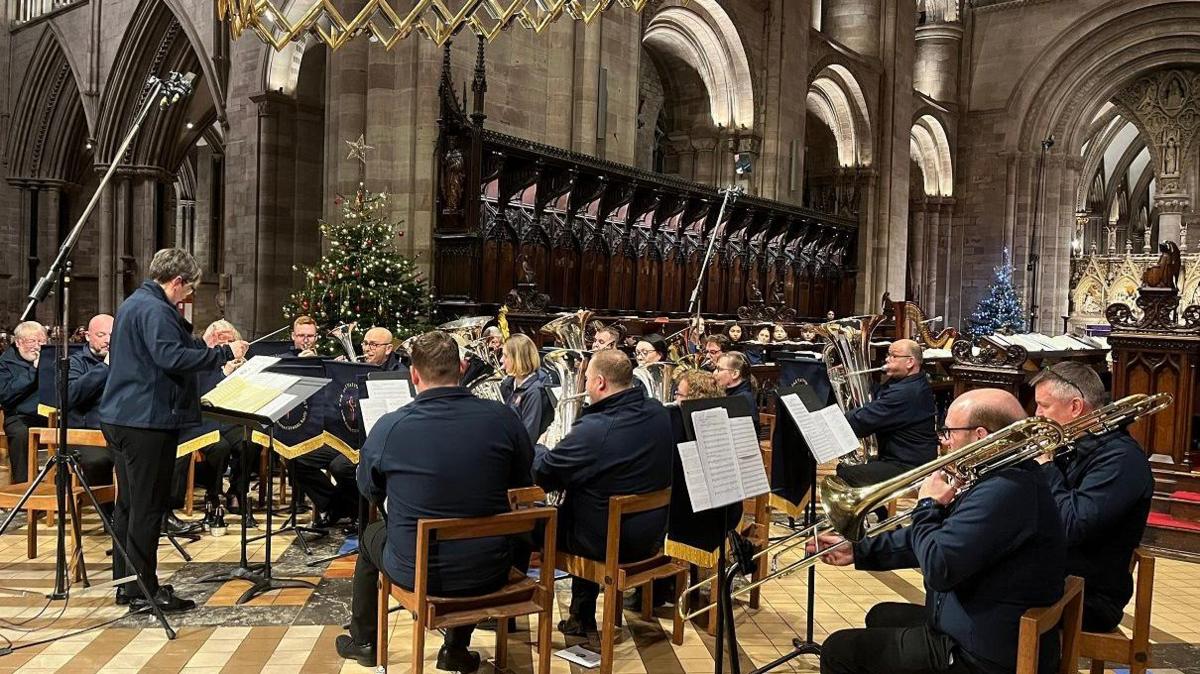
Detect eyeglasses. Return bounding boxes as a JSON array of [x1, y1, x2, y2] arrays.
[[361, 340, 391, 349], [886, 352, 914, 360], [17, 336, 46, 346], [936, 426, 977, 441], [634, 349, 654, 356], [705, 348, 722, 355]]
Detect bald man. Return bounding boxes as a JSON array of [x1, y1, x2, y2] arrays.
[[838, 338, 938, 487], [65, 314, 117, 493], [295, 325, 407, 531], [812, 389, 1067, 674]]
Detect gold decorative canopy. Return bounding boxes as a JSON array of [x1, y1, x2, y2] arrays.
[[217, 0, 659, 51]]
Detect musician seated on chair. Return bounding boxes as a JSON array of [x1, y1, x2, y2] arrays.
[[590, 326, 620, 351], [838, 339, 938, 487], [295, 325, 408, 531], [714, 351, 757, 421], [336, 330, 534, 672], [809, 389, 1067, 674], [0, 321, 47, 484], [531, 348, 674, 639], [1031, 362, 1153, 633], [64, 314, 117, 513], [700, 334, 730, 371], [289, 315, 319, 357], [461, 326, 502, 385], [499, 334, 555, 444]]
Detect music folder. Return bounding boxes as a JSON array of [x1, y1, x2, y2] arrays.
[[777, 383, 860, 464], [200, 355, 330, 425], [359, 371, 416, 436], [676, 396, 770, 513]]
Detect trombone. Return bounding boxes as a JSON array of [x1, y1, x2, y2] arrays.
[[677, 392, 1172, 621]]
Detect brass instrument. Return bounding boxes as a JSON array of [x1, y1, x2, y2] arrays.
[[678, 392, 1173, 621], [817, 315, 887, 465], [539, 311, 592, 447], [633, 362, 675, 404], [438, 315, 505, 401], [330, 322, 359, 361]]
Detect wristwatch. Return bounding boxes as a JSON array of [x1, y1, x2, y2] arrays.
[[916, 496, 940, 511]]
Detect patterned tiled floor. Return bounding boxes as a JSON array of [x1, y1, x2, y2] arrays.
[[0, 506, 1195, 673]]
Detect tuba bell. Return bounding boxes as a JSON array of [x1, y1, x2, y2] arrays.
[[330, 322, 360, 361], [539, 310, 592, 447], [633, 362, 675, 404], [438, 315, 505, 401], [817, 315, 887, 465]]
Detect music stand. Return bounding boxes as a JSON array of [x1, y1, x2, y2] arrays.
[[196, 372, 329, 604]]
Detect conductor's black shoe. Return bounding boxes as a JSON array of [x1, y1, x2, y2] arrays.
[[114, 587, 131, 605], [334, 634, 375, 667], [164, 513, 203, 536], [436, 645, 481, 673], [557, 616, 597, 638], [129, 586, 196, 613]]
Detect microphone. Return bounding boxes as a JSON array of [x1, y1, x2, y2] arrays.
[[159, 72, 196, 108]]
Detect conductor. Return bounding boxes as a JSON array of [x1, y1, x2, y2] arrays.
[[99, 248, 248, 612]]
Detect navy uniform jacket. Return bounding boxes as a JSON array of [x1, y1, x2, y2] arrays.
[[66, 348, 108, 429], [500, 370, 555, 444], [99, 281, 233, 430], [380, 351, 408, 374], [0, 346, 38, 416], [855, 462, 1066, 673], [358, 386, 533, 594], [726, 380, 760, 433], [845, 373, 938, 467], [532, 386, 673, 561], [1042, 427, 1152, 631]]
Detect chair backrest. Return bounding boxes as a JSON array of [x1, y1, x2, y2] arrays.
[[1016, 575, 1085, 674], [30, 427, 106, 448], [413, 505, 557, 607], [1129, 548, 1155, 643], [603, 488, 671, 569]]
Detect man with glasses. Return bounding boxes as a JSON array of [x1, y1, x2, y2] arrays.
[[100, 248, 249, 612], [812, 388, 1067, 674], [700, 334, 730, 371], [0, 321, 48, 483], [295, 325, 406, 532], [1030, 362, 1152, 632], [289, 315, 319, 357], [838, 339, 938, 488]]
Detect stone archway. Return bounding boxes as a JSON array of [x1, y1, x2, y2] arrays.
[[908, 113, 953, 312], [806, 64, 873, 168]]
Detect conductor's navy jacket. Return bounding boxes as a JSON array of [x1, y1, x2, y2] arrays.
[[854, 461, 1067, 673], [358, 386, 533, 594], [99, 280, 232, 429], [532, 386, 673, 561], [845, 373, 938, 467]]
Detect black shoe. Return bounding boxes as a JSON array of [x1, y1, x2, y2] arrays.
[[557, 616, 597, 638], [241, 510, 259, 529], [164, 513, 203, 536], [334, 634, 375, 667], [476, 617, 518, 632], [436, 644, 481, 673], [115, 587, 131, 605], [129, 586, 196, 613]]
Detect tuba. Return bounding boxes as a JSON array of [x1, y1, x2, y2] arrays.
[[539, 310, 592, 447], [816, 315, 888, 465], [633, 362, 675, 404], [438, 316, 504, 401]]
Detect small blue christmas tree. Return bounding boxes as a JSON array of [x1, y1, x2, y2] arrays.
[[966, 248, 1027, 337]]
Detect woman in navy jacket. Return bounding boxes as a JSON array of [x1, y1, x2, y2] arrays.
[[499, 334, 555, 444]]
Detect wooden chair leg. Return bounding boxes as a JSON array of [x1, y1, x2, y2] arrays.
[[707, 573, 718, 636], [1088, 660, 1104, 674], [749, 551, 767, 610], [376, 575, 390, 670], [496, 614, 509, 669], [599, 582, 618, 674], [412, 605, 426, 674], [537, 598, 553, 674], [640, 581, 653, 620], [672, 570, 686, 645]]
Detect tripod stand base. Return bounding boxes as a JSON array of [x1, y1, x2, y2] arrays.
[[236, 576, 316, 605], [196, 563, 266, 585]]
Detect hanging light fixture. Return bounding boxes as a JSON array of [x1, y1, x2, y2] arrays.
[[216, 0, 662, 51]]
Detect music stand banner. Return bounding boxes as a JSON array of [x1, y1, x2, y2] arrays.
[[36, 343, 83, 418], [769, 383, 824, 517]]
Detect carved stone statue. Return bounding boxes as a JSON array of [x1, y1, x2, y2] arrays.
[[1142, 241, 1182, 291]]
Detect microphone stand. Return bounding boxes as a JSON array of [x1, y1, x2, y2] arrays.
[[687, 186, 744, 320], [0, 72, 197, 645]]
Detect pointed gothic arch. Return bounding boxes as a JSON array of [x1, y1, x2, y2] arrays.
[[7, 28, 89, 183]]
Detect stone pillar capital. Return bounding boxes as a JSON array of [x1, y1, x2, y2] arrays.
[[1155, 193, 1191, 214], [250, 90, 293, 118]]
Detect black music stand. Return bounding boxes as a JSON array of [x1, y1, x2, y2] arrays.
[[196, 373, 327, 604]]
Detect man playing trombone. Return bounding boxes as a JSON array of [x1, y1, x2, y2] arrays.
[[839, 339, 938, 486], [810, 389, 1067, 674]]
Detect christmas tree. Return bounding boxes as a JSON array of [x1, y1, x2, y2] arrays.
[[284, 186, 433, 354], [966, 247, 1027, 338]]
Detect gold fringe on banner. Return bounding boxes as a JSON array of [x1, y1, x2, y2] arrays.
[[665, 539, 718, 568], [176, 430, 221, 458], [249, 431, 333, 461], [770, 492, 811, 519]]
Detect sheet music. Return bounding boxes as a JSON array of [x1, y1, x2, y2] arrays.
[[257, 393, 298, 421], [365, 379, 413, 404], [201, 377, 279, 413], [816, 405, 863, 456], [229, 355, 280, 379], [675, 441, 712, 512], [729, 416, 770, 498], [779, 394, 843, 464], [691, 407, 745, 508]]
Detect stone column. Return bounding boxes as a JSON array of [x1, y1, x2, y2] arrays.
[[913, 23, 962, 103], [935, 197, 954, 320], [115, 177, 133, 303], [823, 0, 880, 58], [759, 0, 811, 204], [249, 91, 296, 337], [1155, 194, 1189, 245], [908, 198, 927, 302], [98, 181, 115, 313]]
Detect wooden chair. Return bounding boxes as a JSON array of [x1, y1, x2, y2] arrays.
[[1016, 575, 1085, 674], [557, 488, 688, 674], [377, 504, 558, 674], [0, 427, 117, 582], [1082, 549, 1154, 674]]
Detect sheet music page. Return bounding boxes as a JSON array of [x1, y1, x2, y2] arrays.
[[816, 405, 864, 456], [675, 441, 712, 512], [257, 393, 298, 421], [729, 415, 770, 498], [229, 355, 280, 379], [360, 397, 389, 436], [201, 377, 278, 413], [366, 379, 413, 404], [691, 407, 744, 508], [780, 394, 843, 464]]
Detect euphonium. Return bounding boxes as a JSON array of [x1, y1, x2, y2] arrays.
[[817, 315, 888, 465], [330, 322, 359, 361], [633, 362, 674, 404], [438, 316, 505, 401], [539, 311, 592, 447]]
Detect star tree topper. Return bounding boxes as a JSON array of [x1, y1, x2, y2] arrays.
[[345, 134, 374, 164]]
